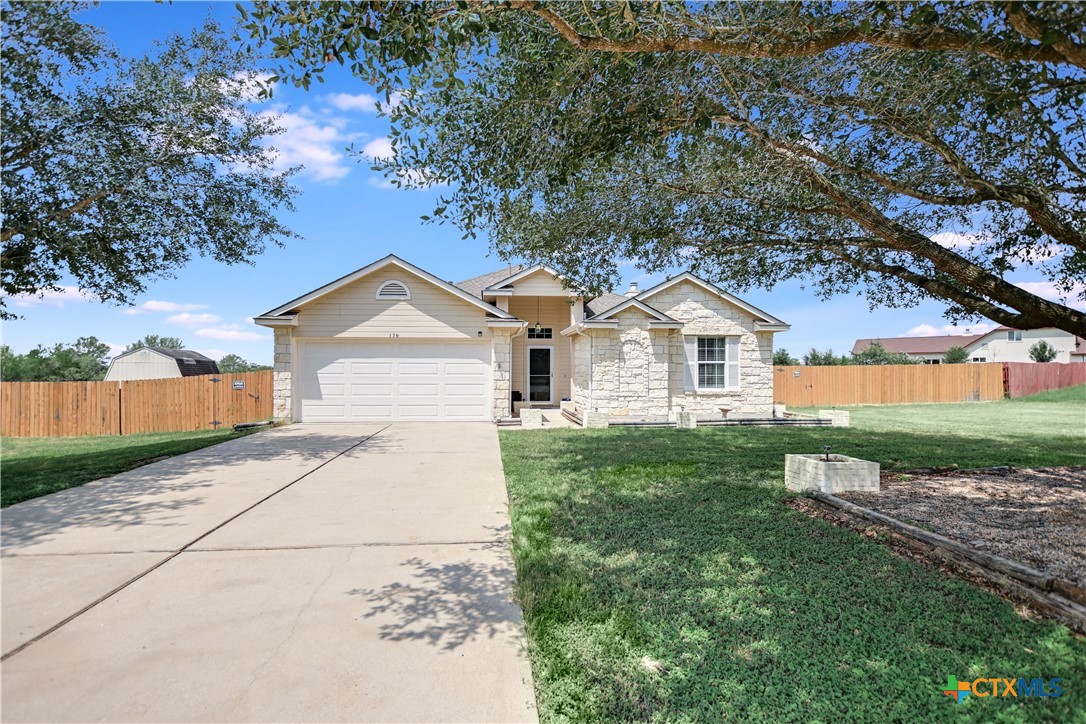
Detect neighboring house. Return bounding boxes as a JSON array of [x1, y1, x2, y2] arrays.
[[853, 327, 1086, 364], [254, 254, 789, 423], [104, 348, 220, 381]]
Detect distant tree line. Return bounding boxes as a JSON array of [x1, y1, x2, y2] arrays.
[[776, 341, 929, 366], [0, 334, 270, 381]]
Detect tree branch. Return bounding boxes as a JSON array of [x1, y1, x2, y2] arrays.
[[502, 1, 1081, 69]]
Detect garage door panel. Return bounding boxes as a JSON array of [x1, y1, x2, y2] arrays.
[[349, 383, 393, 396], [351, 362, 393, 374], [299, 340, 491, 422]]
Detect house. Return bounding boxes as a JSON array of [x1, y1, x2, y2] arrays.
[[104, 348, 220, 381], [853, 327, 1086, 364], [253, 255, 788, 423]]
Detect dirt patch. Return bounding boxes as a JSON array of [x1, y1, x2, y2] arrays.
[[838, 466, 1086, 588]]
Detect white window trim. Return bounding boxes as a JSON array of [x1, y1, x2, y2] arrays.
[[1007, 330, 1022, 341], [684, 335, 741, 392], [376, 280, 411, 300]]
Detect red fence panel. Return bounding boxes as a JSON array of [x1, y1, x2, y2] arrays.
[[1002, 362, 1086, 398]]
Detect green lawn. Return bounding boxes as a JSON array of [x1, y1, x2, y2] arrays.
[[795, 383, 1086, 442], [499, 392, 1085, 722], [1, 429, 254, 507]]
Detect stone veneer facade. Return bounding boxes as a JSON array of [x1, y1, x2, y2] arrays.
[[570, 281, 775, 419], [273, 327, 292, 421], [490, 328, 515, 419]]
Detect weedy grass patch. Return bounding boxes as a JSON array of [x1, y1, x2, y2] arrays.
[[499, 405, 1084, 722]]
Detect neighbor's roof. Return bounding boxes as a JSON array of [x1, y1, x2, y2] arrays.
[[851, 335, 986, 355], [115, 347, 220, 376]]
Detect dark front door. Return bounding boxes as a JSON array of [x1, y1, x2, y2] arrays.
[[528, 347, 552, 403]]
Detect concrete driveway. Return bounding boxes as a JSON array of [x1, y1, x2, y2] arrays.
[[1, 424, 537, 723]]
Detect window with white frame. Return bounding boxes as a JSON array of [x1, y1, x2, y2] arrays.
[[689, 336, 740, 390], [376, 280, 410, 300], [1007, 330, 1022, 341]]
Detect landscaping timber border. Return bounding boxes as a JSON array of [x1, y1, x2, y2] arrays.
[[796, 491, 1086, 633]]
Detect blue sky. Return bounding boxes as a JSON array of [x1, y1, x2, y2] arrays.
[[4, 2, 1079, 364]]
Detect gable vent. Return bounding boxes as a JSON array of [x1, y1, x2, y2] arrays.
[[376, 280, 411, 300]]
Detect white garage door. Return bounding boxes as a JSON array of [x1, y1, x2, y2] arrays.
[[298, 340, 491, 422]]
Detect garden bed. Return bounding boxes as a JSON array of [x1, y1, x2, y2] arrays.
[[839, 466, 1086, 588]]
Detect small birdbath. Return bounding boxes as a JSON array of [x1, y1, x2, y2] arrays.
[[785, 448, 879, 493]]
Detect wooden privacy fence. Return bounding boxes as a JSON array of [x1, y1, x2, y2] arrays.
[[1, 371, 273, 438], [773, 363, 1006, 407], [1003, 362, 1086, 398]]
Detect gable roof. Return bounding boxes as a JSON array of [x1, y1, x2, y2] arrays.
[[585, 293, 629, 318], [456, 265, 525, 298], [585, 296, 678, 322], [110, 348, 220, 377], [258, 254, 516, 320], [852, 335, 985, 355], [630, 272, 789, 329]]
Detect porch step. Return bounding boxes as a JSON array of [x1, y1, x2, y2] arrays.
[[562, 409, 583, 426], [496, 418, 522, 427]]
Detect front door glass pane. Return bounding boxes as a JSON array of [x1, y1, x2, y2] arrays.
[[529, 348, 551, 402]]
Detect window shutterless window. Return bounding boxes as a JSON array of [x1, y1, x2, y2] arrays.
[[527, 327, 553, 339], [1007, 330, 1022, 341]]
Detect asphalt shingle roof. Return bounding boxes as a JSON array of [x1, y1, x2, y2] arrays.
[[454, 265, 525, 297], [144, 348, 220, 377]]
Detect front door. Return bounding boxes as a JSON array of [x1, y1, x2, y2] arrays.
[[527, 347, 552, 404]]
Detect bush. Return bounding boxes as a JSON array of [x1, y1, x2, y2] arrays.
[[1029, 340, 1058, 362], [942, 346, 969, 364]]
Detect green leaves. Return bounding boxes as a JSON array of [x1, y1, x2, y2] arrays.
[[1, 6, 299, 317]]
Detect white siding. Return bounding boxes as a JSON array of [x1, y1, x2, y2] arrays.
[[104, 349, 182, 381], [294, 267, 492, 339], [969, 328, 1079, 363], [508, 269, 571, 297], [509, 296, 573, 402]]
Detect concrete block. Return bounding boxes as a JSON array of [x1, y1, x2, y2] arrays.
[[784, 454, 879, 493], [818, 410, 851, 427], [773, 404, 787, 418], [584, 412, 610, 429], [520, 408, 544, 429], [677, 411, 697, 429]]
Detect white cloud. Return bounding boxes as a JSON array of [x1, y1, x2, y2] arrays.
[[166, 312, 221, 328], [1015, 281, 1086, 311], [124, 300, 208, 315], [196, 348, 227, 361], [904, 322, 995, 337], [931, 232, 984, 249], [361, 136, 395, 160], [194, 324, 267, 342], [326, 92, 379, 112], [11, 286, 93, 308], [104, 342, 126, 359], [261, 106, 353, 181]]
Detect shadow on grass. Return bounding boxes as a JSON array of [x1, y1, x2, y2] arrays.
[[500, 427, 1085, 722]]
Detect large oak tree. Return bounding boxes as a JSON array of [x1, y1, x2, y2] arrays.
[[1, 2, 299, 318], [246, 1, 1084, 334]]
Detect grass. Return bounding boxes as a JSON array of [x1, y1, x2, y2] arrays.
[[793, 384, 1086, 442], [1, 429, 253, 507], [499, 392, 1085, 722]]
